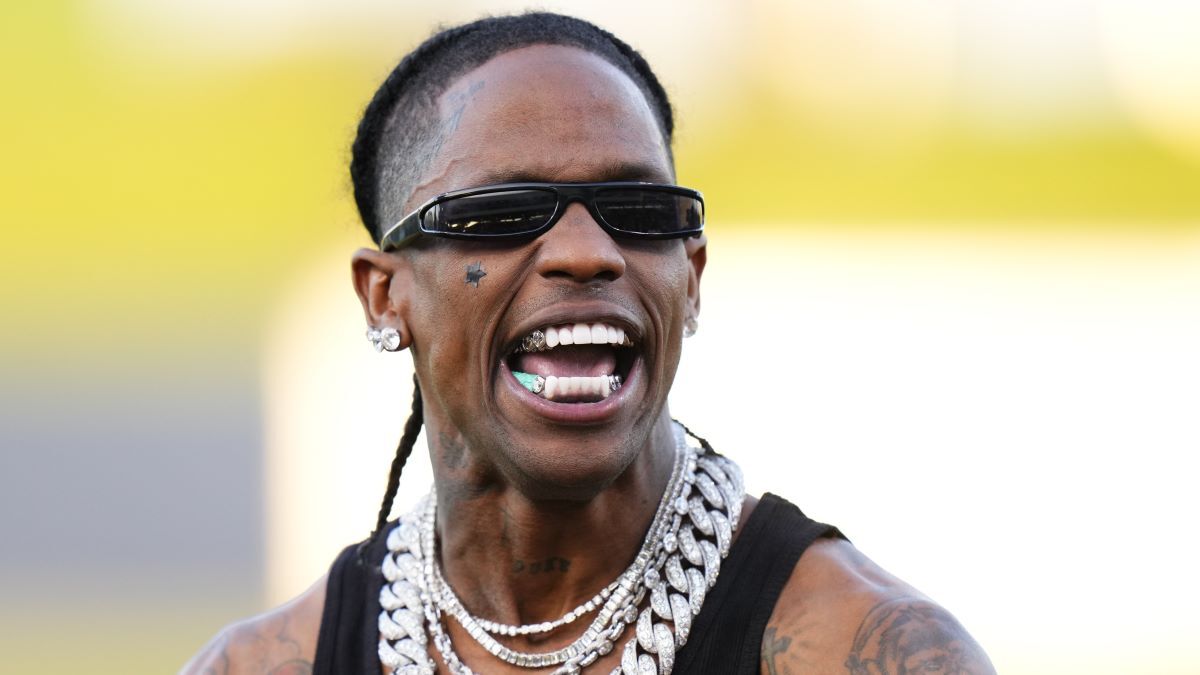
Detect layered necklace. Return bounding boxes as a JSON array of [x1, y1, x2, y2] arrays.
[[378, 424, 744, 675]]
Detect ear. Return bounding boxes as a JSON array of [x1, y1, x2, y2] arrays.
[[351, 248, 414, 350], [683, 233, 707, 319]]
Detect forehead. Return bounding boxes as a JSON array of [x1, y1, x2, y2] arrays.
[[406, 44, 673, 209]]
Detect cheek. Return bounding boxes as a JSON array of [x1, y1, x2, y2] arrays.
[[411, 255, 491, 315], [408, 259, 477, 362], [634, 252, 691, 319], [626, 249, 691, 380], [408, 254, 507, 370]]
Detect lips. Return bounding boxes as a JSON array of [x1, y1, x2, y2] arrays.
[[505, 320, 638, 404]]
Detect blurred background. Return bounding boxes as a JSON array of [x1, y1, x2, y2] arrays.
[[2, 1, 1198, 673]]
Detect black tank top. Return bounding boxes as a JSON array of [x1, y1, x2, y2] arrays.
[[314, 493, 841, 674]]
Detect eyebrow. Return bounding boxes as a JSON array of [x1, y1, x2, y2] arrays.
[[475, 160, 672, 186]]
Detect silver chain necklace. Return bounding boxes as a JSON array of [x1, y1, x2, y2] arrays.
[[378, 424, 744, 675], [430, 440, 688, 655], [460, 578, 620, 637]]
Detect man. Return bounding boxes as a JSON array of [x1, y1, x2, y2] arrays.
[[185, 12, 995, 675]]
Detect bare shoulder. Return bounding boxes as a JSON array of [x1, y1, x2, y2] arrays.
[[759, 538, 995, 675], [180, 575, 328, 675]]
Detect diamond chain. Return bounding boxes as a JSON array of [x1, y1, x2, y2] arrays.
[[431, 441, 686, 647], [378, 423, 743, 675]]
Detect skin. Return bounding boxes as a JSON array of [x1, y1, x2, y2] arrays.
[[182, 44, 995, 675], [758, 539, 995, 675]]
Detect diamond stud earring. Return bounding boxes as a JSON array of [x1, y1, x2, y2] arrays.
[[683, 316, 698, 338], [367, 326, 403, 352]]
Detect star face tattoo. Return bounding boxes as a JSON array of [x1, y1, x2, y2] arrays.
[[465, 260, 487, 287]]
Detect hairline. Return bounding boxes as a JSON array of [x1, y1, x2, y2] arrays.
[[371, 42, 676, 239]]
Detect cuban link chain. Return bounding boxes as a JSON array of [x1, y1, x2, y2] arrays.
[[377, 424, 744, 675], [428, 440, 689, 669]]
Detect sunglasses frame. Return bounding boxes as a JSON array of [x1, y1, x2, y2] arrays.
[[379, 181, 705, 252]]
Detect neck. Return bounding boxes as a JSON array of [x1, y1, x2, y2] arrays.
[[430, 414, 678, 629]]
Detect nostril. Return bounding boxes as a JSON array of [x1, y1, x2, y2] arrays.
[[536, 241, 626, 283], [540, 267, 620, 282], [535, 206, 627, 282]]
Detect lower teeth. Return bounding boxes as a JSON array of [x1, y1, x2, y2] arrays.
[[513, 371, 622, 400]]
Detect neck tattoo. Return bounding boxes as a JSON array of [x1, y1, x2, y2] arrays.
[[377, 423, 745, 675]]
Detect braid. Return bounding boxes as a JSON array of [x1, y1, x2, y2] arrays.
[[673, 418, 717, 456], [364, 375, 424, 552], [350, 11, 677, 242]]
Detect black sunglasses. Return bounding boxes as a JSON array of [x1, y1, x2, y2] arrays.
[[379, 182, 704, 251]]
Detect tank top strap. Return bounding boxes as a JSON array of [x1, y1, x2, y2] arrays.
[[313, 528, 390, 675]]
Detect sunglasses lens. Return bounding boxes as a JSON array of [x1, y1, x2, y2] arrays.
[[594, 189, 704, 236], [424, 189, 558, 236]]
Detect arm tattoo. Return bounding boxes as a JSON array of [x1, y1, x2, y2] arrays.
[[845, 598, 995, 675], [762, 626, 792, 675], [190, 614, 313, 675]]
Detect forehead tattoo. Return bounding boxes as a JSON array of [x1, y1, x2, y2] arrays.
[[465, 260, 487, 287]]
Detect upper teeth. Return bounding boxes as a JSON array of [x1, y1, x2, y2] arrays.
[[518, 322, 632, 352]]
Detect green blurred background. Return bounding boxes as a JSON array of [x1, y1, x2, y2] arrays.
[[2, 1, 1198, 673]]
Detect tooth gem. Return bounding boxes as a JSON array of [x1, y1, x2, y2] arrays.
[[609, 374, 623, 392], [515, 374, 621, 401], [522, 330, 546, 352], [377, 424, 745, 675], [512, 371, 545, 394]]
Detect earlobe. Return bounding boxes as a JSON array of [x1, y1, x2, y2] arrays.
[[351, 248, 413, 350]]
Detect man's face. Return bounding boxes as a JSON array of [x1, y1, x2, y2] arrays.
[[383, 45, 703, 498]]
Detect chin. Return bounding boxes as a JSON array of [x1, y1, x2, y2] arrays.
[[495, 431, 644, 502]]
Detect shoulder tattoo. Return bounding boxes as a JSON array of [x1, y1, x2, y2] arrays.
[[762, 626, 793, 675], [184, 612, 315, 675], [267, 660, 313, 675], [845, 598, 995, 675]]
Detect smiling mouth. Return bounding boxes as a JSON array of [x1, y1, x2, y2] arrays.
[[506, 322, 636, 403]]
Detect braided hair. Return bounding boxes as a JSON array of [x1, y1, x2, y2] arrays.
[[354, 13, 678, 547]]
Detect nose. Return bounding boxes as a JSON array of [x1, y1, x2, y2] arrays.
[[534, 202, 626, 283]]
